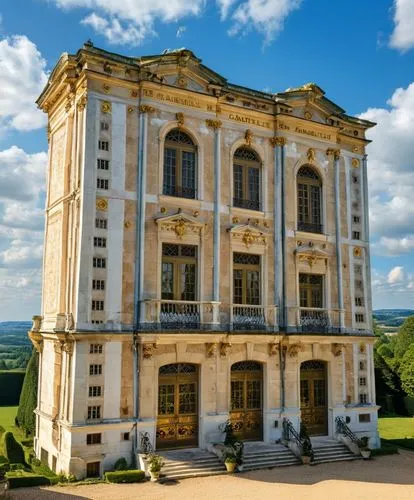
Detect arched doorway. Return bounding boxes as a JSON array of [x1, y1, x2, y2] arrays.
[[156, 363, 198, 449], [230, 361, 263, 441], [300, 360, 328, 435]]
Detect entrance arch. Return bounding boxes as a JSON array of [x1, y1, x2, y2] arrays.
[[230, 361, 263, 441], [156, 363, 198, 449], [300, 360, 328, 435]]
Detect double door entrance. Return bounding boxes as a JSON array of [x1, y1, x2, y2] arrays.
[[230, 361, 263, 441], [156, 363, 198, 449], [300, 360, 328, 435]]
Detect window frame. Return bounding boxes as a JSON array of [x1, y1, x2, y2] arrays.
[[232, 252, 261, 305], [232, 147, 262, 211], [299, 273, 324, 309], [161, 244, 198, 302], [296, 166, 323, 234]]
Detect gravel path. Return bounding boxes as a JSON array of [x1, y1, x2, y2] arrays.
[[7, 450, 414, 500]]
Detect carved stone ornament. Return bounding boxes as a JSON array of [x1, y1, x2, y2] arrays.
[[359, 343, 366, 354], [142, 343, 157, 359], [96, 198, 108, 211], [103, 84, 110, 94], [124, 220, 132, 229], [269, 136, 286, 147], [101, 101, 111, 114], [332, 343, 345, 357], [352, 158, 360, 168], [103, 62, 112, 74], [54, 340, 63, 354], [29, 331, 43, 353], [32, 315, 43, 332], [206, 343, 218, 357], [139, 104, 155, 114], [229, 224, 269, 249], [326, 148, 340, 160], [304, 111, 313, 120], [269, 343, 279, 356], [176, 112, 185, 127], [245, 129, 253, 146], [206, 119, 222, 129], [128, 106, 134, 113], [295, 242, 328, 268], [353, 247, 362, 258], [77, 94, 87, 111], [65, 313, 74, 331], [288, 344, 301, 358], [131, 89, 138, 98], [156, 211, 204, 240], [220, 342, 232, 357], [62, 340, 74, 356], [307, 148, 316, 163]]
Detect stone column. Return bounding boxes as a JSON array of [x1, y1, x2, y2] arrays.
[[270, 137, 285, 328], [361, 155, 373, 331], [328, 149, 344, 330], [135, 104, 153, 325]]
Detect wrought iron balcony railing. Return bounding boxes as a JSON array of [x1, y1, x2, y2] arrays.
[[230, 304, 278, 331], [297, 221, 324, 234], [144, 300, 220, 329], [299, 307, 330, 332], [233, 197, 262, 211], [163, 185, 196, 199]]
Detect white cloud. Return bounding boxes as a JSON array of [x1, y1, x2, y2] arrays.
[[176, 26, 186, 38], [359, 82, 414, 256], [387, 266, 404, 284], [0, 35, 48, 134], [390, 0, 414, 51], [48, 0, 302, 45]]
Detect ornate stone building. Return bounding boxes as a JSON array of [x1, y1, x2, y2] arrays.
[[30, 42, 379, 478]]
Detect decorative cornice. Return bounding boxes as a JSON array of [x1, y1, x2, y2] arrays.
[[326, 148, 340, 160], [139, 104, 155, 114], [206, 119, 222, 129], [269, 136, 286, 147]]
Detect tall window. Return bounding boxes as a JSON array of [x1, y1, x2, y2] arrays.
[[163, 129, 197, 199], [161, 244, 197, 301], [233, 253, 261, 305], [297, 166, 322, 233], [233, 147, 261, 211], [299, 274, 323, 308]]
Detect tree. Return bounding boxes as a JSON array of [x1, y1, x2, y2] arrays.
[[0, 359, 7, 370], [393, 316, 414, 366], [3, 432, 25, 464], [400, 345, 414, 398], [17, 349, 38, 435]]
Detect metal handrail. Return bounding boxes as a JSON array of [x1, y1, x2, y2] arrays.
[[139, 431, 154, 455], [335, 417, 360, 444], [283, 418, 314, 460]]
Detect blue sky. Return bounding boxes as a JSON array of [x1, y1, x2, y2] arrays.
[[1, 0, 414, 320]]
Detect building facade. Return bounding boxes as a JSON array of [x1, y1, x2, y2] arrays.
[[30, 43, 379, 478]]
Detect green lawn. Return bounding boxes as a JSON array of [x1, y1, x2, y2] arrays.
[[379, 416, 414, 450], [0, 406, 26, 454]]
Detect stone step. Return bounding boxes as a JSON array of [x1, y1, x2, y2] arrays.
[[160, 469, 226, 481], [162, 463, 223, 473], [312, 456, 360, 464], [314, 447, 354, 454], [243, 454, 299, 465], [243, 458, 301, 471], [162, 457, 221, 467], [243, 450, 296, 459]]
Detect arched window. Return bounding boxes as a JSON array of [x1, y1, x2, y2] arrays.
[[297, 166, 322, 233], [163, 129, 197, 199], [233, 147, 261, 211]]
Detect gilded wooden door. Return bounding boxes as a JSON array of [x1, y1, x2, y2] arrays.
[[156, 364, 198, 449], [300, 360, 328, 435], [230, 361, 263, 441]]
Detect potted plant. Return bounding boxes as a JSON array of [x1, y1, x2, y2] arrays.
[[358, 437, 371, 459], [224, 455, 237, 473], [148, 454, 163, 481]]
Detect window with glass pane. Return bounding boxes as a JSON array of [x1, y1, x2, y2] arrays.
[[231, 380, 244, 410], [247, 380, 261, 409], [297, 166, 322, 233], [233, 253, 261, 305], [161, 244, 197, 301], [233, 147, 261, 211], [299, 274, 323, 308], [158, 384, 175, 415], [179, 383, 197, 414], [163, 129, 196, 199]]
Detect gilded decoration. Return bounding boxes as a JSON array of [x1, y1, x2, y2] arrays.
[[156, 212, 204, 240], [268, 343, 279, 356], [295, 242, 328, 268], [131, 90, 138, 98], [245, 129, 253, 146], [229, 224, 269, 249], [124, 220, 132, 229], [220, 342, 232, 357], [96, 198, 108, 211], [103, 84, 110, 94], [269, 136, 286, 147], [142, 343, 157, 359], [304, 111, 313, 120], [128, 106, 134, 113], [359, 343, 366, 354], [77, 94, 87, 111], [205, 119, 222, 129], [232, 216, 240, 224], [353, 247, 362, 258], [176, 112, 185, 127], [193, 210, 199, 218], [139, 104, 155, 114], [101, 101, 111, 114], [103, 62, 112, 74], [307, 148, 316, 163], [332, 343, 345, 357], [326, 148, 340, 160], [352, 158, 360, 168], [206, 343, 218, 357]]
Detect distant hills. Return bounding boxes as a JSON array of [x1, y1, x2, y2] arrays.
[[373, 309, 414, 329]]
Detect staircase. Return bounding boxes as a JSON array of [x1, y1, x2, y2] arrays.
[[311, 439, 360, 464], [159, 449, 224, 481], [242, 442, 301, 471]]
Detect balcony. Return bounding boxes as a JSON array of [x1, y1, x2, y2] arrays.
[[298, 307, 330, 333], [163, 185, 196, 200], [297, 221, 324, 234], [230, 304, 278, 331], [145, 300, 220, 330], [233, 197, 262, 211]]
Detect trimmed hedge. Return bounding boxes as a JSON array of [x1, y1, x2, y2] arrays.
[[114, 457, 128, 471], [0, 371, 25, 405], [7, 474, 51, 489], [105, 470, 146, 483], [3, 432, 25, 465], [17, 349, 38, 435]]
